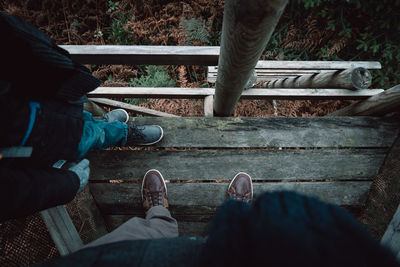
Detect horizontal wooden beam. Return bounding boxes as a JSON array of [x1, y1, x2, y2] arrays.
[[88, 87, 384, 100], [263, 68, 372, 90], [329, 85, 400, 116], [90, 181, 372, 216], [119, 117, 400, 148], [61, 45, 381, 69], [89, 98, 179, 117], [88, 149, 386, 181], [209, 61, 381, 71], [208, 66, 379, 83], [88, 87, 213, 98], [61, 45, 220, 65]]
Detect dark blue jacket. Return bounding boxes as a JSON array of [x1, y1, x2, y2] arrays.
[[0, 13, 101, 222]]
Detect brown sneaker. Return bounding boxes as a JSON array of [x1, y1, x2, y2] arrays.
[[141, 169, 168, 211], [227, 172, 253, 203]]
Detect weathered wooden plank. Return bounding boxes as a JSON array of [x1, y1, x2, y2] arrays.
[[88, 149, 386, 181], [208, 69, 334, 83], [40, 160, 84, 255], [208, 68, 380, 83], [208, 74, 315, 83], [88, 87, 384, 100], [124, 117, 400, 148], [88, 87, 214, 98], [204, 95, 214, 117], [264, 68, 372, 90], [40, 206, 83, 255], [381, 204, 400, 256], [329, 85, 400, 116], [104, 215, 209, 237], [90, 181, 372, 215], [208, 66, 328, 74], [89, 98, 179, 117], [61, 45, 381, 69], [83, 100, 107, 116], [210, 61, 382, 70], [240, 88, 383, 100], [61, 45, 220, 65]]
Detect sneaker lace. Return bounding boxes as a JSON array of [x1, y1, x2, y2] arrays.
[[128, 123, 146, 142], [146, 191, 164, 206], [231, 191, 251, 202]]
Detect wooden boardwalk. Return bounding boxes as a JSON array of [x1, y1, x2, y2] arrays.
[[87, 116, 400, 236]]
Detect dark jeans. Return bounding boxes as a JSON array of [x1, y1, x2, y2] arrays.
[[76, 111, 128, 159]]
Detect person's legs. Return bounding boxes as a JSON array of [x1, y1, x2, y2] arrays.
[[76, 110, 128, 159], [75, 110, 164, 159], [84, 206, 178, 249], [83, 169, 178, 249]]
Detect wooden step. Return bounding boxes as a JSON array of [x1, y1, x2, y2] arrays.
[[87, 116, 400, 236]]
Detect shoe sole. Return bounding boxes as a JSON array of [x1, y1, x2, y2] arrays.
[[114, 109, 130, 123], [137, 126, 164, 146], [141, 169, 168, 201], [228, 172, 253, 201]]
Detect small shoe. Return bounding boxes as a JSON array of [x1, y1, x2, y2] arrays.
[[227, 172, 253, 203], [141, 169, 168, 211], [101, 109, 129, 123], [126, 123, 164, 146]]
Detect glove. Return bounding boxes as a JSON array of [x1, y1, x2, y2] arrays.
[[68, 159, 90, 193]]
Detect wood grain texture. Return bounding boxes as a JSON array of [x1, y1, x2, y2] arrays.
[[263, 68, 372, 90], [208, 67, 378, 83], [90, 181, 372, 216], [204, 95, 214, 117], [40, 206, 83, 255], [83, 101, 106, 116], [88, 87, 214, 98], [122, 117, 400, 148], [87, 87, 383, 100], [88, 149, 386, 181], [61, 45, 220, 65], [211, 61, 381, 70], [61, 44, 381, 69], [329, 85, 400, 116], [214, 0, 288, 116], [89, 98, 179, 117]]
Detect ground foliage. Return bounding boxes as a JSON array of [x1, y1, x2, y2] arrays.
[[0, 0, 398, 117]]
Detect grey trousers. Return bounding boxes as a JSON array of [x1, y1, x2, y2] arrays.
[[84, 206, 179, 249]]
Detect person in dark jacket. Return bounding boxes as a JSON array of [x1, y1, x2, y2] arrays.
[[38, 171, 399, 267], [0, 13, 163, 222]]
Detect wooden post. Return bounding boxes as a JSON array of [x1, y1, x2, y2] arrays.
[[328, 85, 400, 116], [263, 68, 372, 90], [204, 95, 214, 117], [213, 0, 288, 116]]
